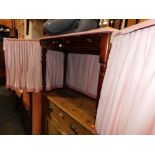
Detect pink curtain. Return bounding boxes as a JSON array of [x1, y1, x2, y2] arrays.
[[46, 50, 64, 90], [3, 38, 42, 93], [67, 53, 100, 99], [96, 25, 155, 134]]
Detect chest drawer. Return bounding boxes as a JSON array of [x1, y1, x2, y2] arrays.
[[48, 101, 92, 135], [47, 118, 66, 135], [48, 101, 62, 125]]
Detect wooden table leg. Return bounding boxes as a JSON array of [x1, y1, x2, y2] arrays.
[[97, 33, 111, 110], [32, 92, 42, 135]]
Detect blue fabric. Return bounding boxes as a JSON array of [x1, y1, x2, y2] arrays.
[[43, 19, 98, 35]]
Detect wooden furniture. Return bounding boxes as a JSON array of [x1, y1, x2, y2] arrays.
[[17, 19, 45, 39], [43, 88, 96, 135], [13, 89, 42, 135], [0, 40, 5, 85], [17, 19, 25, 39], [40, 28, 115, 135]]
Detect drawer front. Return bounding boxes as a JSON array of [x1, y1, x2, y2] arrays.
[[47, 118, 63, 135], [48, 102, 62, 125], [58, 109, 91, 135], [48, 102, 91, 135]]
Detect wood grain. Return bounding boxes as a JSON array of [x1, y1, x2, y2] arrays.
[[32, 92, 42, 135], [45, 88, 96, 134], [97, 33, 111, 108]]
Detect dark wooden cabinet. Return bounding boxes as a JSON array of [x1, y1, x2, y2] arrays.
[[43, 88, 96, 135]]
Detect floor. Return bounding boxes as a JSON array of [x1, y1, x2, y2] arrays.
[[0, 86, 25, 135]]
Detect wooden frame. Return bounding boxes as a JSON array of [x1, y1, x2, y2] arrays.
[[40, 29, 114, 134]]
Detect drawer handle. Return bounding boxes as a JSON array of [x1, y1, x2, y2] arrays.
[[70, 124, 78, 135]]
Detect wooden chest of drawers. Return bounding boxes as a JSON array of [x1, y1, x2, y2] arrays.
[[43, 88, 96, 135]]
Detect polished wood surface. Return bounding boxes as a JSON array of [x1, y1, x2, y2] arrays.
[[14, 90, 42, 134], [97, 33, 111, 105], [40, 27, 117, 41], [32, 92, 42, 135], [45, 88, 96, 134], [23, 91, 30, 111], [40, 35, 101, 53], [47, 117, 65, 135]]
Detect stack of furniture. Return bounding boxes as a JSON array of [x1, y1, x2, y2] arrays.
[[3, 27, 115, 135], [43, 88, 96, 135]]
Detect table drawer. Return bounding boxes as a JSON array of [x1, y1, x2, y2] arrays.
[[58, 108, 91, 135], [48, 102, 91, 135], [48, 102, 62, 125], [47, 118, 66, 135]]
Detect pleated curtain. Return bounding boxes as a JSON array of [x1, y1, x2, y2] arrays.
[[96, 26, 155, 134], [66, 53, 100, 99], [45, 50, 64, 90], [3, 40, 65, 92], [3, 39, 42, 93]]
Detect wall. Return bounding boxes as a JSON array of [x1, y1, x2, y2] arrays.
[[0, 19, 18, 29], [100, 19, 149, 29], [25, 20, 45, 39]]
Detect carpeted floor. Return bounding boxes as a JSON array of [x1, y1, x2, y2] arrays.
[[0, 86, 25, 135]]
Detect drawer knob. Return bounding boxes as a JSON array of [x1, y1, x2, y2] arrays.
[[59, 112, 63, 117]]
